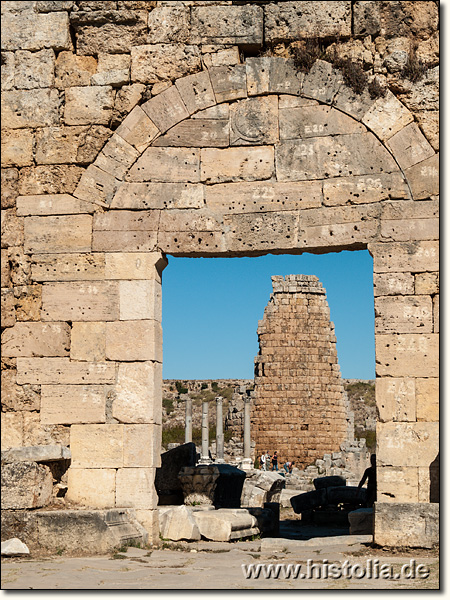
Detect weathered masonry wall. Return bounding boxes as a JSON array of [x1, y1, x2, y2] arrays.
[[253, 275, 348, 469], [1, 1, 439, 547]]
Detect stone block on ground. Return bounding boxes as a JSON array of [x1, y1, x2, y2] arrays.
[[1, 461, 53, 509], [193, 508, 258, 542], [374, 502, 439, 548], [1, 538, 30, 557], [241, 470, 286, 507], [290, 489, 327, 513], [159, 505, 201, 542], [349, 508, 374, 535], [314, 475, 346, 490], [155, 442, 197, 505]]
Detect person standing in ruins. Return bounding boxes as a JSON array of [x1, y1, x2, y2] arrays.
[[260, 452, 267, 470], [271, 451, 279, 471], [358, 453, 377, 507]]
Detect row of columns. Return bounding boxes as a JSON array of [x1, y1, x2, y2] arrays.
[[184, 395, 252, 467]]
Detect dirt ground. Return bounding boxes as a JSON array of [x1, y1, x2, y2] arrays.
[[1, 514, 439, 591]]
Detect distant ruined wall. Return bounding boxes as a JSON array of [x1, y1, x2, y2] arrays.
[[1, 1, 439, 547], [253, 275, 348, 468]]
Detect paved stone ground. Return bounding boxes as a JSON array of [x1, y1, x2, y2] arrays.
[[1, 530, 439, 590]]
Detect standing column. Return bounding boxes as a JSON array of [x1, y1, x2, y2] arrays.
[[185, 396, 192, 443], [200, 400, 211, 464], [241, 396, 253, 470], [215, 396, 225, 463]]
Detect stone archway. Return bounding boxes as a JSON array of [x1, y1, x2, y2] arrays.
[[16, 56, 438, 546]]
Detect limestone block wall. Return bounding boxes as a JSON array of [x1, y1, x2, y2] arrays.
[[253, 275, 348, 469], [1, 1, 439, 546]]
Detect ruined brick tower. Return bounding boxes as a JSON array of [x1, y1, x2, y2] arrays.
[[253, 275, 348, 469]]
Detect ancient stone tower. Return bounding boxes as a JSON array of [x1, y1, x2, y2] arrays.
[[253, 275, 348, 468]]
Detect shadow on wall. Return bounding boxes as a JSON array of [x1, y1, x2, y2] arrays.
[[429, 453, 439, 503]]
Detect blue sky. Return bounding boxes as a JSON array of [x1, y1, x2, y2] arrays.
[[161, 250, 375, 381]]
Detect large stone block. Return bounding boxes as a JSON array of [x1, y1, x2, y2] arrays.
[[376, 378, 416, 423], [1, 412, 23, 450], [17, 357, 116, 385], [105, 252, 167, 282], [374, 502, 439, 548], [201, 146, 274, 184], [124, 424, 161, 468], [66, 468, 116, 509], [415, 272, 439, 296], [113, 361, 162, 425], [1, 167, 19, 209], [1, 369, 40, 412], [55, 51, 97, 88], [127, 147, 200, 183], [106, 320, 162, 362], [72, 10, 148, 56], [264, 1, 351, 42], [276, 133, 397, 181], [17, 194, 95, 216], [374, 295, 433, 334], [404, 154, 439, 200], [70, 322, 106, 362], [375, 334, 438, 378], [1, 10, 71, 51], [302, 60, 343, 105], [206, 181, 322, 213], [18, 165, 84, 196], [40, 384, 107, 424], [1, 462, 53, 509], [73, 165, 120, 207], [116, 467, 157, 509], [369, 241, 439, 273], [141, 85, 189, 134], [324, 172, 409, 206], [376, 422, 439, 468], [1, 288, 15, 327], [362, 90, 413, 141], [373, 272, 415, 297], [91, 53, 130, 87], [416, 378, 439, 422], [64, 86, 114, 126], [119, 279, 161, 321], [354, 1, 439, 38], [1, 445, 70, 464], [22, 412, 70, 448], [1, 89, 60, 129], [159, 505, 201, 542], [147, 6, 190, 44], [1, 208, 24, 248], [115, 105, 160, 154], [153, 118, 229, 148], [31, 253, 105, 282], [112, 182, 204, 210], [279, 105, 365, 140], [208, 65, 247, 104], [246, 57, 302, 97], [1, 322, 70, 357], [377, 467, 419, 503], [387, 123, 435, 171], [93, 134, 140, 180], [1, 129, 34, 167], [230, 96, 279, 146], [224, 211, 297, 253], [190, 5, 263, 46], [41, 281, 119, 322], [175, 71, 216, 115], [24, 215, 92, 254], [70, 424, 123, 469], [14, 48, 55, 90], [131, 44, 201, 85]]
